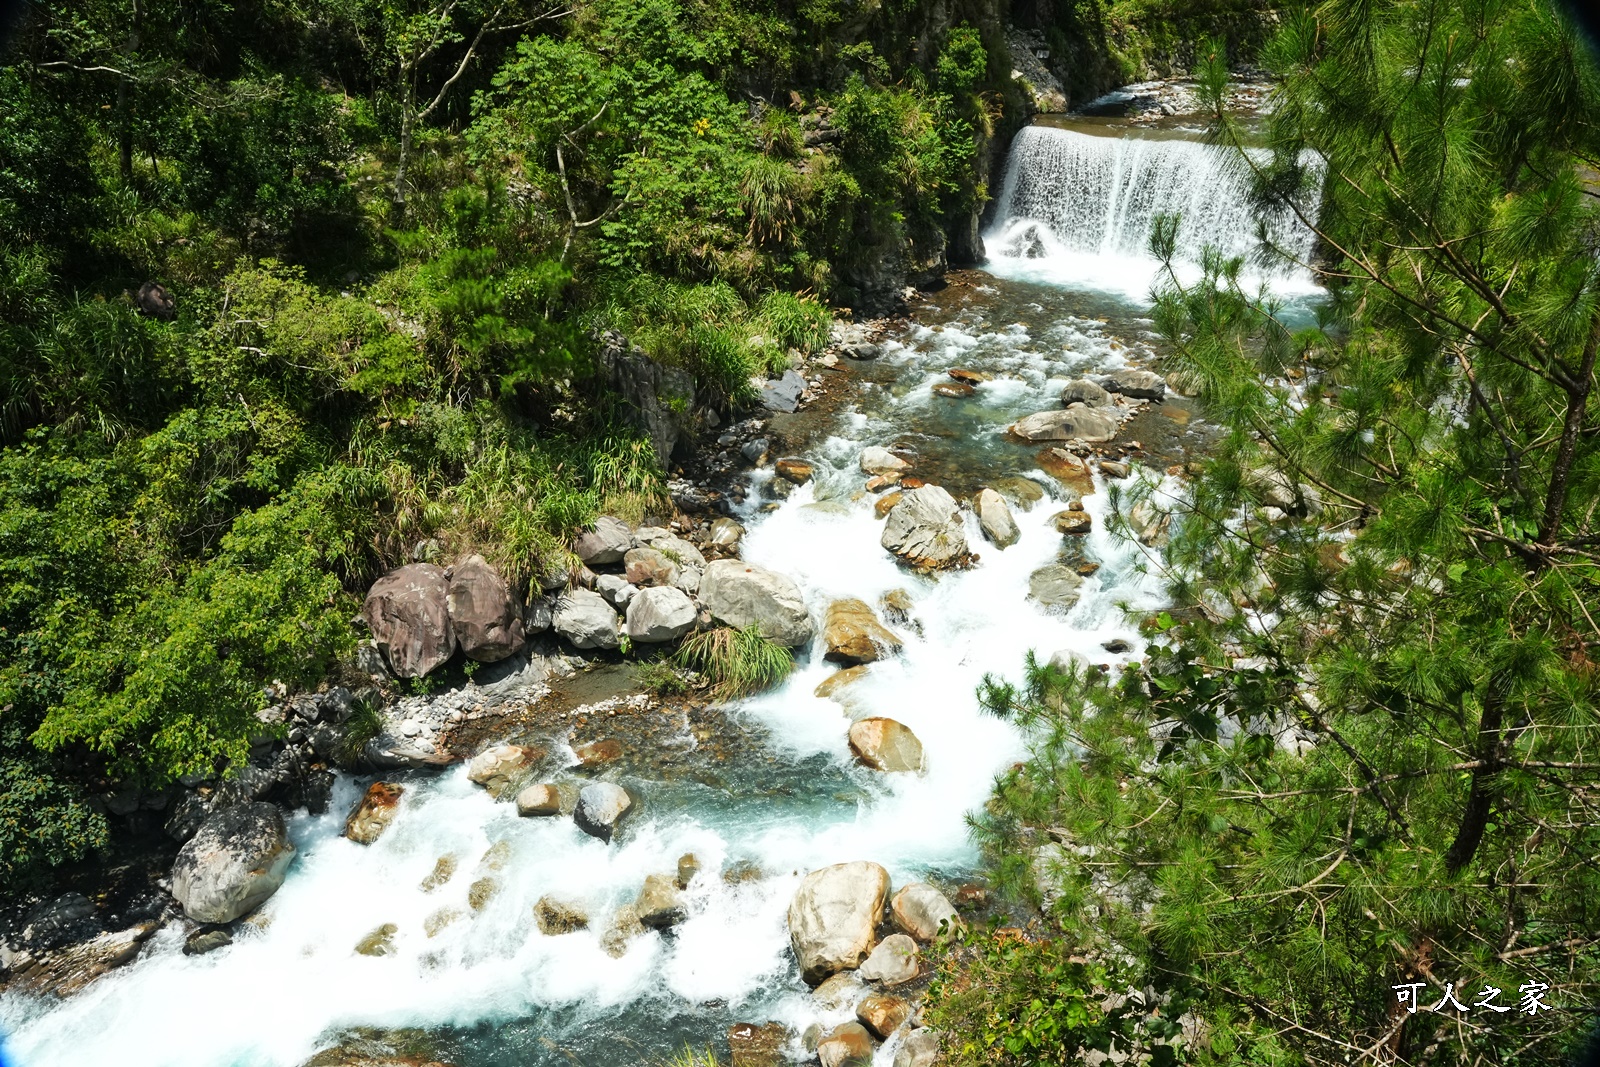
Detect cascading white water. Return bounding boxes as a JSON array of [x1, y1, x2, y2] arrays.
[[985, 125, 1324, 298]]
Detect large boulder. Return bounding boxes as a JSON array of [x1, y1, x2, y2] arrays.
[[848, 718, 924, 772], [973, 488, 1019, 549], [788, 860, 891, 984], [575, 516, 635, 565], [171, 803, 296, 924], [624, 546, 680, 588], [515, 783, 562, 817], [817, 1022, 875, 1067], [574, 782, 633, 843], [824, 599, 903, 666], [1100, 368, 1166, 400], [1009, 406, 1120, 444], [626, 586, 698, 642], [635, 527, 709, 570], [860, 446, 911, 475], [1028, 564, 1085, 609], [699, 560, 814, 647], [344, 782, 404, 845], [1060, 378, 1113, 407], [759, 370, 807, 413], [857, 994, 911, 1039], [881, 485, 970, 570], [891, 882, 959, 941], [553, 589, 621, 649], [467, 744, 545, 798], [362, 563, 456, 678], [857, 932, 919, 985], [447, 555, 524, 662]]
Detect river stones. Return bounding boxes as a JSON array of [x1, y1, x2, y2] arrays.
[[788, 860, 891, 984], [812, 971, 869, 1011], [973, 487, 1019, 549], [881, 485, 970, 570], [1100, 368, 1166, 400], [1009, 406, 1120, 444], [344, 781, 404, 845], [991, 475, 1045, 511], [625, 585, 697, 642], [574, 782, 633, 842], [552, 588, 621, 649], [637, 873, 686, 928], [699, 559, 814, 646], [596, 573, 637, 609], [894, 1029, 942, 1067], [874, 490, 904, 518], [184, 928, 233, 956], [601, 903, 646, 957], [759, 369, 807, 412], [574, 738, 624, 767], [817, 1022, 875, 1067], [515, 783, 561, 817], [857, 932, 919, 985], [1100, 459, 1131, 479], [1028, 564, 1085, 609], [860, 446, 910, 475], [892, 882, 959, 941], [171, 803, 296, 924], [823, 599, 903, 666], [677, 853, 702, 888], [447, 554, 524, 662], [535, 896, 589, 935], [362, 563, 455, 678], [1053, 508, 1093, 535], [467, 744, 545, 799], [1060, 377, 1113, 407], [848, 718, 924, 772], [949, 367, 992, 384], [1048, 648, 1099, 675], [776, 457, 814, 483], [575, 515, 635, 565], [857, 994, 911, 1039], [1128, 498, 1172, 546], [420, 855, 457, 892], [1039, 447, 1095, 496], [635, 527, 708, 570]]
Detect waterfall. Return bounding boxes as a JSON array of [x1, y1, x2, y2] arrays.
[[984, 125, 1323, 297]]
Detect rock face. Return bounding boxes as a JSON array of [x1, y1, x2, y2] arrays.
[[344, 782, 404, 845], [553, 589, 621, 649], [973, 488, 1020, 549], [881, 485, 970, 570], [1028, 564, 1086, 609], [1060, 378, 1113, 406], [1009, 406, 1120, 443], [699, 559, 814, 646], [1101, 368, 1166, 400], [824, 599, 903, 666], [171, 803, 296, 924], [818, 1022, 876, 1067], [447, 555, 524, 662], [7, 922, 158, 997], [362, 563, 456, 678], [857, 994, 911, 1039], [857, 932, 919, 985], [625, 585, 697, 642], [467, 744, 544, 798], [636, 873, 686, 928], [848, 718, 925, 772], [575, 515, 635, 565], [860, 446, 910, 475], [892, 882, 959, 941], [574, 782, 633, 842], [788, 860, 891, 984], [597, 331, 697, 462]]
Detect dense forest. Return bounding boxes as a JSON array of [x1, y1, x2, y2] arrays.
[[2, 0, 1598, 1065]]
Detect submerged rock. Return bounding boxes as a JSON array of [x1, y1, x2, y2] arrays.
[[535, 896, 589, 935], [848, 718, 924, 772], [362, 563, 455, 678], [824, 599, 903, 666], [1028, 564, 1085, 609], [353, 923, 398, 957], [857, 932, 919, 985], [699, 559, 814, 646], [552, 589, 621, 649], [172, 803, 296, 924], [973, 487, 1019, 549], [892, 883, 959, 942], [343, 782, 405, 845], [446, 555, 524, 662], [574, 782, 633, 843], [788, 860, 891, 984], [932, 381, 975, 398], [600, 903, 646, 957], [728, 1022, 789, 1067], [8, 922, 158, 997], [183, 928, 233, 956], [881, 485, 970, 570]]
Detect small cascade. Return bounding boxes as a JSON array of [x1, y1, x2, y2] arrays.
[[985, 125, 1323, 296]]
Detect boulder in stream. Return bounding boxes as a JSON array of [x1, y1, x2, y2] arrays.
[[636, 873, 687, 928], [552, 588, 621, 649], [343, 781, 405, 845], [574, 782, 633, 842], [1028, 564, 1085, 609], [515, 783, 562, 817], [857, 993, 911, 1039], [823, 599, 903, 666], [447, 555, 524, 662], [857, 932, 920, 985], [817, 1022, 876, 1067], [848, 718, 924, 772], [361, 563, 456, 678], [699, 559, 814, 646], [1060, 377, 1113, 407], [1052, 508, 1093, 536], [1100, 368, 1166, 400], [535, 896, 590, 935], [625, 585, 697, 642], [788, 860, 891, 984], [467, 744, 545, 799], [859, 446, 910, 475], [881, 485, 970, 570], [973, 487, 1019, 549], [891, 882, 959, 942], [1009, 406, 1120, 444], [171, 802, 296, 924]]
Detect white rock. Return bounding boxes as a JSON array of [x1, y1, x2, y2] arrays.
[[553, 589, 621, 649], [973, 488, 1019, 549], [788, 860, 891, 984], [698, 559, 814, 646], [881, 485, 970, 569], [625, 586, 697, 643], [860, 446, 910, 475], [891, 882, 959, 942]]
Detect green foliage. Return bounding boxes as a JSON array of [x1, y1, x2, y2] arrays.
[[674, 625, 793, 700]]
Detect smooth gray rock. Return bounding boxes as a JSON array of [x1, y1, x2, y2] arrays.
[[1028, 564, 1086, 609], [625, 586, 697, 642], [699, 559, 814, 647], [891, 882, 959, 942], [973, 487, 1019, 549], [574, 783, 633, 843], [553, 589, 621, 649], [859, 446, 910, 475], [858, 932, 920, 985], [759, 370, 807, 413], [1060, 378, 1113, 407], [1100, 368, 1166, 400], [447, 554, 524, 663], [788, 861, 891, 984], [894, 1029, 942, 1067], [596, 573, 637, 609], [1009, 406, 1120, 444], [634, 528, 708, 570], [362, 563, 456, 678], [881, 485, 970, 570], [709, 517, 744, 547], [575, 516, 635, 565], [171, 803, 296, 924]]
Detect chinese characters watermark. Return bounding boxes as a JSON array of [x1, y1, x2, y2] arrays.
[[1393, 980, 1552, 1017]]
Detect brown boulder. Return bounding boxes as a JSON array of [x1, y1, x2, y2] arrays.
[[1052, 510, 1093, 535], [467, 744, 545, 798], [932, 381, 975, 398], [515, 784, 561, 817], [535, 896, 589, 935], [1038, 447, 1095, 495], [857, 994, 911, 1039], [728, 1022, 788, 1067], [447, 555, 525, 662], [344, 782, 405, 845], [776, 457, 814, 484], [874, 490, 904, 518], [362, 563, 456, 678], [818, 1022, 875, 1067], [948, 367, 992, 384], [824, 599, 903, 666], [574, 738, 624, 767], [848, 718, 924, 772]]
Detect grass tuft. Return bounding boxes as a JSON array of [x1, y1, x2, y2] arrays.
[[674, 625, 794, 700]]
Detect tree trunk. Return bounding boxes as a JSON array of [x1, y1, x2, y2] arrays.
[[1444, 685, 1508, 873], [1537, 311, 1600, 547], [392, 72, 416, 223]]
